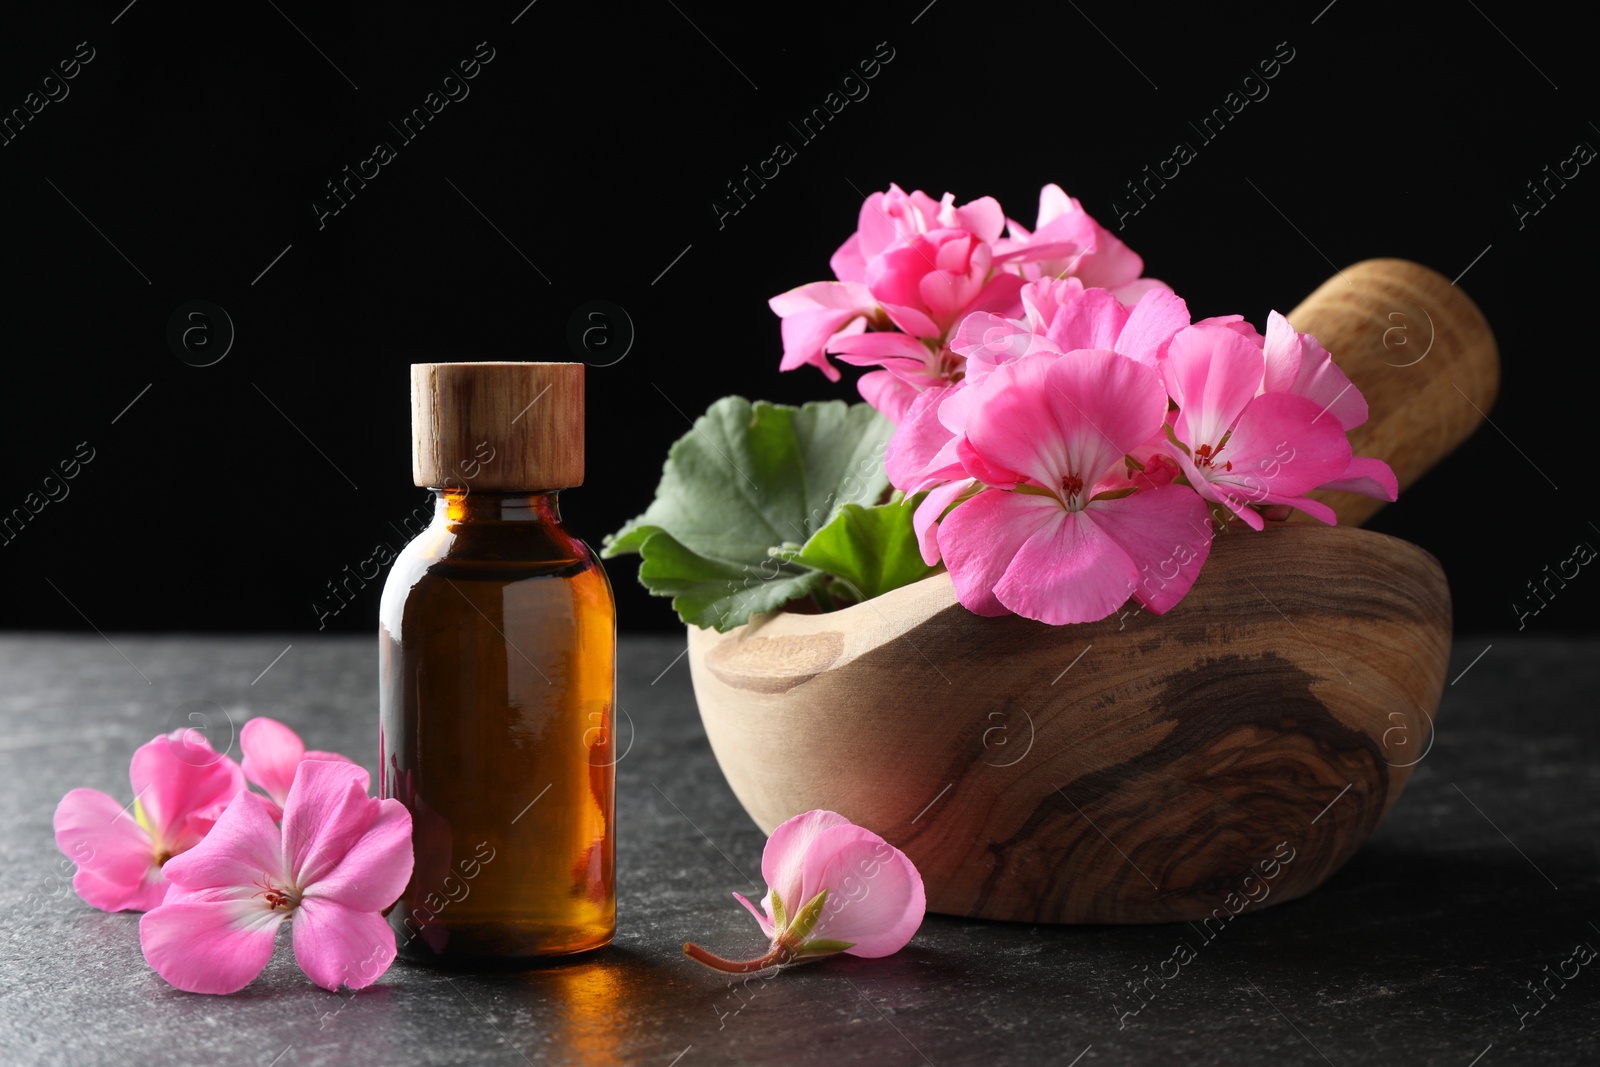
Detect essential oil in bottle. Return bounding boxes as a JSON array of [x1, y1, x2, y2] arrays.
[[380, 361, 616, 963]]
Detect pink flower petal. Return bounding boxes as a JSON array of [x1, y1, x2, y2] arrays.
[[942, 193, 1005, 243], [993, 508, 1140, 625], [761, 809, 852, 922], [963, 350, 1168, 491], [128, 731, 246, 853], [1035, 183, 1074, 228], [282, 761, 379, 888], [1319, 455, 1399, 500], [140, 898, 283, 994], [829, 330, 930, 364], [886, 387, 961, 492], [1115, 287, 1191, 367], [768, 280, 874, 317], [1073, 233, 1146, 291], [1196, 313, 1264, 344], [956, 354, 1064, 487], [840, 356, 948, 395], [800, 825, 925, 958], [1040, 287, 1129, 354], [1163, 324, 1265, 450], [867, 239, 943, 319], [240, 717, 305, 807], [1164, 443, 1264, 530], [1260, 309, 1303, 395], [1088, 487, 1215, 614], [73, 866, 169, 914], [949, 311, 1040, 376], [879, 301, 942, 340], [1110, 277, 1171, 304], [856, 370, 920, 424], [778, 309, 854, 380], [913, 478, 972, 566], [1262, 311, 1368, 430], [161, 785, 287, 892], [1017, 189, 1145, 290], [1211, 392, 1351, 499], [292, 898, 397, 991], [770, 281, 878, 380], [54, 788, 165, 912], [955, 435, 1023, 490], [302, 800, 413, 912], [829, 234, 866, 284], [938, 490, 1062, 617], [962, 272, 1025, 320], [992, 238, 1083, 267], [1254, 492, 1339, 525], [855, 185, 947, 261], [254, 796, 285, 824], [732, 891, 776, 939]]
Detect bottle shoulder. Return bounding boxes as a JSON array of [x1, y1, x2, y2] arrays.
[[379, 522, 612, 627]]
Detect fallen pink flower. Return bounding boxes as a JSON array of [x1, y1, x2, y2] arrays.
[[240, 716, 355, 821], [140, 759, 413, 994], [683, 810, 925, 973], [53, 730, 246, 913]]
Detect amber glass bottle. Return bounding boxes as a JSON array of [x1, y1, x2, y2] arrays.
[[380, 362, 615, 963]]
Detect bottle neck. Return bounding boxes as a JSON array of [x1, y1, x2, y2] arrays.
[[432, 490, 562, 524]]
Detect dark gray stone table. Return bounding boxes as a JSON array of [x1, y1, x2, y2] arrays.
[[1, 633, 1595, 1066]]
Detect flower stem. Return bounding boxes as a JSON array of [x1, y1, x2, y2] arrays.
[[682, 940, 792, 974]]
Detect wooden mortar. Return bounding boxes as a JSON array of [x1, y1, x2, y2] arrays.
[[688, 259, 1498, 923]]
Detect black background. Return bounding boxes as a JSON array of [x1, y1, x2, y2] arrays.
[[0, 0, 1591, 635]]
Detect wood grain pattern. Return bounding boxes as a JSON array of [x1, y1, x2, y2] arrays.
[[689, 525, 1450, 923], [1288, 259, 1499, 525], [411, 361, 585, 491]]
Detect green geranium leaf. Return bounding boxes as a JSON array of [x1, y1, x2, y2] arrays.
[[635, 529, 827, 632], [771, 500, 937, 603], [603, 397, 893, 630]]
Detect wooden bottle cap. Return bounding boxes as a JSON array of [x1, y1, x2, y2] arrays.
[[411, 362, 585, 490]]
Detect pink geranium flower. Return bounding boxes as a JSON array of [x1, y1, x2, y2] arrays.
[[770, 184, 1005, 387], [240, 716, 355, 821], [997, 183, 1167, 302], [1258, 310, 1398, 499], [53, 731, 246, 913], [889, 280, 1194, 568], [938, 349, 1214, 623], [771, 183, 1161, 423], [1159, 322, 1391, 528], [829, 183, 1006, 283], [683, 809, 925, 973], [139, 760, 413, 994], [831, 228, 1025, 420]]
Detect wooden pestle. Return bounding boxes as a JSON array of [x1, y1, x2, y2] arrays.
[[1287, 259, 1500, 526]]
